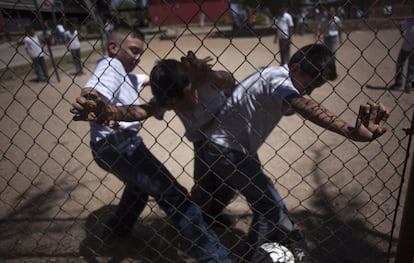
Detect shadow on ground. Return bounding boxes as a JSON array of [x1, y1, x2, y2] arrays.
[[0, 165, 396, 262], [211, 26, 275, 39], [79, 205, 248, 263]]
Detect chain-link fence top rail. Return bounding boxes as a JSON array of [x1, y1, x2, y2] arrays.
[[0, 0, 412, 262]]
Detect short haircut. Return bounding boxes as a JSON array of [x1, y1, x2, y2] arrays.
[[289, 44, 338, 81], [108, 25, 145, 44], [150, 59, 190, 107]]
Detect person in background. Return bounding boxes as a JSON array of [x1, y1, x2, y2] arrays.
[[274, 6, 294, 65], [56, 23, 65, 44], [44, 21, 54, 46], [64, 23, 84, 76], [317, 6, 343, 55], [383, 3, 393, 18], [295, 8, 307, 35], [390, 6, 414, 93], [21, 26, 49, 82], [102, 14, 114, 54]]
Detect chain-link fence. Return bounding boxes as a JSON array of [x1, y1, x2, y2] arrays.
[[0, 0, 413, 262]]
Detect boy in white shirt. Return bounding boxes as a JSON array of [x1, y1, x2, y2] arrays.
[[64, 24, 83, 75], [317, 7, 343, 54], [76, 26, 233, 263], [22, 26, 49, 82], [274, 6, 294, 65]]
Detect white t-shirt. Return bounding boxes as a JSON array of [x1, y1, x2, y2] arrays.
[[205, 66, 300, 154], [23, 35, 44, 58], [177, 84, 228, 142], [64, 30, 81, 50], [56, 24, 65, 34], [319, 15, 342, 37], [275, 12, 294, 39], [84, 57, 147, 143]]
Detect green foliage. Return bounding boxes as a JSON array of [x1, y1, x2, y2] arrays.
[[254, 12, 268, 26], [116, 0, 137, 10], [84, 18, 100, 34], [217, 15, 232, 26]]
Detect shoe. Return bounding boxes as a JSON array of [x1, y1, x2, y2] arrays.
[[389, 83, 401, 90], [286, 230, 313, 263], [98, 215, 134, 241], [404, 86, 412, 93], [251, 243, 295, 263]]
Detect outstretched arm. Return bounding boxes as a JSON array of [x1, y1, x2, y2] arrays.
[[71, 88, 165, 123], [287, 96, 389, 142]]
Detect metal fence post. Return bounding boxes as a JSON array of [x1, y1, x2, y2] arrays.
[[395, 110, 414, 263]]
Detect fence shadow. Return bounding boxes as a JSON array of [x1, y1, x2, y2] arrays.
[[288, 148, 396, 263], [79, 205, 248, 262]]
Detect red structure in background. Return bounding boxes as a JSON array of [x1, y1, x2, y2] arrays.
[[0, 9, 6, 33], [148, 0, 231, 26]]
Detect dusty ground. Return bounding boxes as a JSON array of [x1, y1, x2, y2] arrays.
[[0, 26, 412, 262]]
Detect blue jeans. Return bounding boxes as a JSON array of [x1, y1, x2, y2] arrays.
[[33, 56, 48, 81], [395, 48, 414, 88], [323, 35, 338, 54], [191, 141, 235, 218], [278, 38, 291, 65], [91, 131, 231, 263], [70, 49, 83, 74], [202, 142, 298, 255]]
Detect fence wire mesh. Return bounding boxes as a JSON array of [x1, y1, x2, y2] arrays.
[[0, 0, 413, 262]]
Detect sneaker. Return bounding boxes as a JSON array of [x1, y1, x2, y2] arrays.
[[404, 86, 412, 93], [251, 243, 295, 263], [287, 230, 312, 263], [97, 215, 134, 241], [389, 83, 401, 90]]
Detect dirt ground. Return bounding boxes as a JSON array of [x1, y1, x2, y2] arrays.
[[0, 26, 412, 263]]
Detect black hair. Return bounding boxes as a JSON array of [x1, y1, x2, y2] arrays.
[[109, 25, 145, 42], [150, 59, 190, 107], [289, 44, 338, 81]]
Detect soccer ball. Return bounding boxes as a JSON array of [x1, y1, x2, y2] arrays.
[[259, 242, 295, 263]]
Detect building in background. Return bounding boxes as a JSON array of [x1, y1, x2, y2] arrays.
[[0, 0, 110, 35], [147, 0, 231, 26]]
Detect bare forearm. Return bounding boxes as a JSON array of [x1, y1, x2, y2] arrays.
[[289, 96, 353, 137], [106, 104, 157, 122]]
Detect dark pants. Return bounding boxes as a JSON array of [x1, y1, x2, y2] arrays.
[[91, 131, 231, 263], [279, 38, 291, 65], [395, 48, 414, 89], [191, 140, 235, 218], [70, 49, 83, 74], [323, 35, 338, 54], [33, 56, 48, 81], [201, 142, 298, 255]]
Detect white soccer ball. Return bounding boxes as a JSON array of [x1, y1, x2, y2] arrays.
[[260, 242, 295, 263]]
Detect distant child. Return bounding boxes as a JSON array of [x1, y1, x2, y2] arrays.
[[64, 23, 83, 75], [390, 6, 414, 93], [22, 26, 49, 82]]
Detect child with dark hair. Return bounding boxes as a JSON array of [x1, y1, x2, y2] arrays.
[[149, 43, 388, 263], [74, 26, 233, 262], [21, 26, 49, 82]]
